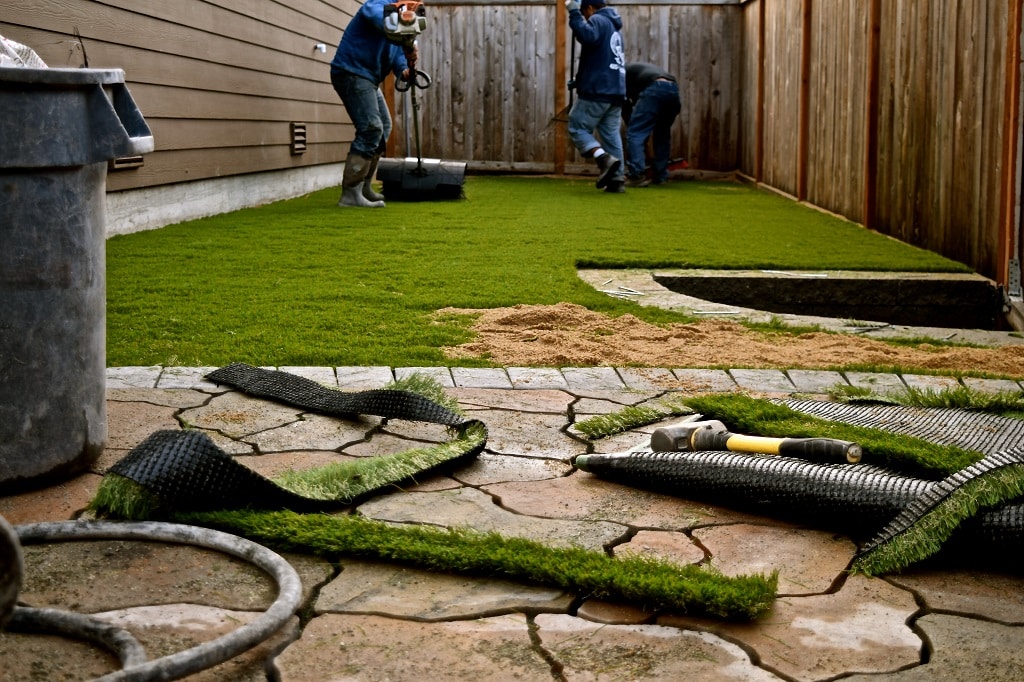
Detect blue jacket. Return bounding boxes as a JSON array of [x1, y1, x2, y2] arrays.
[[568, 6, 626, 103], [331, 0, 409, 84]]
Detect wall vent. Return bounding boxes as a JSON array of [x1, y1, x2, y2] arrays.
[[108, 156, 144, 171], [290, 122, 307, 154]]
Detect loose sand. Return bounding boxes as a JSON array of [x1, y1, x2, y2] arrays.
[[439, 302, 1024, 379]]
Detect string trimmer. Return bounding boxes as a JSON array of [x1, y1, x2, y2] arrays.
[[376, 2, 466, 201]]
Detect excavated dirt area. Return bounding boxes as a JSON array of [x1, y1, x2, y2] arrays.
[[440, 302, 1024, 379]]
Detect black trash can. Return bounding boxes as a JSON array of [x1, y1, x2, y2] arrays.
[[0, 67, 153, 489]]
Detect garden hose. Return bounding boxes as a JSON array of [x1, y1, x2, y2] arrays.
[[7, 520, 302, 682]]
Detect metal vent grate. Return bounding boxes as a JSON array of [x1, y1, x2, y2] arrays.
[[290, 122, 307, 154], [108, 155, 144, 171]]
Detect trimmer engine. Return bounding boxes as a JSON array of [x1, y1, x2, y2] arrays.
[[383, 2, 427, 47]]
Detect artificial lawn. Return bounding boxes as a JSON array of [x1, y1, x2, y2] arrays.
[[106, 175, 969, 368]]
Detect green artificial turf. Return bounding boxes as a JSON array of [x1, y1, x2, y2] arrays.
[[184, 510, 777, 621], [106, 176, 968, 367]]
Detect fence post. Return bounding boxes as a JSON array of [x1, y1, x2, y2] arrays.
[[554, 0, 567, 174], [863, 0, 881, 230], [796, 0, 811, 202], [1000, 0, 1024, 293]]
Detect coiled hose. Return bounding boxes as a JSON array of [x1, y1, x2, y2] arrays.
[[4, 520, 302, 682]]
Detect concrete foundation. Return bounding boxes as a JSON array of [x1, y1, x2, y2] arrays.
[[104, 163, 344, 237]]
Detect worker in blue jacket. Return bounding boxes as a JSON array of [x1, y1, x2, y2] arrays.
[[331, 0, 419, 208], [624, 62, 682, 186], [566, 0, 627, 193]]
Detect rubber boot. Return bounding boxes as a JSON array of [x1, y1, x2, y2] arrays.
[[595, 153, 622, 189], [362, 154, 386, 202], [339, 153, 385, 208]]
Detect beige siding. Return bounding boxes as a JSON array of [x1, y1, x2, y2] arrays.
[[1, 0, 353, 191]]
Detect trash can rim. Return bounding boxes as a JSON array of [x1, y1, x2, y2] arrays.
[[0, 66, 126, 86]]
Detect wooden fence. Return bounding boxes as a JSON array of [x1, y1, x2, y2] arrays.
[[391, 0, 744, 173], [741, 0, 1020, 291]]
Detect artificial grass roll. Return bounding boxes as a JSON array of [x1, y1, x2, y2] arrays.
[[183, 509, 778, 621], [852, 453, 1024, 575]]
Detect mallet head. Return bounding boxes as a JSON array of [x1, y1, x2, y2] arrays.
[[650, 420, 727, 452]]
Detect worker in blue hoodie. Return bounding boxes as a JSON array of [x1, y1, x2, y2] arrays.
[[565, 0, 627, 193], [331, 0, 419, 208]]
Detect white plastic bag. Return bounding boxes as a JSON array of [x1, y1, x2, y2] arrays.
[[0, 35, 47, 68]]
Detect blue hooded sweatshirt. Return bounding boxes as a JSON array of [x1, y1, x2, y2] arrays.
[[331, 0, 410, 85], [568, 6, 626, 103]]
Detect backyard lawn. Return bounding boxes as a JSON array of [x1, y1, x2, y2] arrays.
[[106, 175, 969, 368]]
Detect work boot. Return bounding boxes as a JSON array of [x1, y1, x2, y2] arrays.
[[595, 153, 621, 189], [362, 154, 386, 202], [626, 174, 650, 188], [339, 153, 385, 208], [604, 180, 625, 194]]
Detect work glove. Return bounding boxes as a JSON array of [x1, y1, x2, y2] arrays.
[[565, 0, 580, 12]]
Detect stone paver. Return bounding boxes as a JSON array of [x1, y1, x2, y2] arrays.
[[900, 373, 963, 392], [452, 387, 574, 413], [885, 569, 1024, 623], [243, 413, 373, 452], [278, 365, 338, 387], [616, 366, 679, 390], [452, 452, 573, 486], [179, 391, 301, 438], [535, 614, 780, 681], [843, 613, 1024, 682], [467, 408, 582, 460], [451, 367, 513, 389], [507, 366, 569, 390], [3, 363, 1023, 680], [693, 524, 856, 595], [316, 559, 572, 620], [729, 368, 795, 393], [335, 365, 394, 389], [106, 366, 162, 389], [358, 486, 626, 551], [961, 376, 1023, 394], [663, 575, 923, 681], [787, 368, 848, 394], [105, 399, 181, 451], [0, 474, 100, 525], [672, 368, 737, 392], [613, 529, 706, 565], [845, 371, 908, 394], [274, 613, 551, 681], [561, 366, 625, 391], [486, 473, 774, 529], [155, 366, 221, 390], [394, 366, 454, 387]]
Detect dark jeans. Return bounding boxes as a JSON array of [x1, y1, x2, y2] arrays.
[[625, 80, 681, 182], [331, 70, 391, 158]]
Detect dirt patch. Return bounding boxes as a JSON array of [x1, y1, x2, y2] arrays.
[[440, 303, 1024, 379]]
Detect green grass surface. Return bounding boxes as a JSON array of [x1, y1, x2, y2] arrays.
[[107, 175, 969, 367]]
